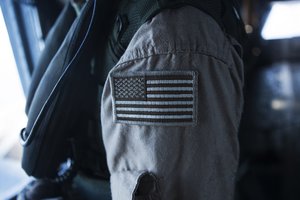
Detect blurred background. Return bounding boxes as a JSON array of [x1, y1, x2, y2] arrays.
[[1, 0, 300, 199], [0, 3, 30, 200], [236, 1, 300, 200]]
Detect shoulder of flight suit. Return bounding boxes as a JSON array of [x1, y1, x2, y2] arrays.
[[101, 5, 243, 200], [118, 6, 230, 66]]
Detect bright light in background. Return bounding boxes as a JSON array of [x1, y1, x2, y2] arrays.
[[261, 1, 300, 40], [0, 7, 31, 199], [0, 7, 27, 158]]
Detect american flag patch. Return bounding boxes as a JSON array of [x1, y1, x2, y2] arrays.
[[111, 71, 197, 126]]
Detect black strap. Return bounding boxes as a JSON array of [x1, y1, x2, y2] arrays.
[[117, 0, 244, 49], [158, 0, 223, 29], [22, 0, 97, 146], [25, 2, 76, 114], [223, 0, 246, 44], [21, 0, 119, 178]]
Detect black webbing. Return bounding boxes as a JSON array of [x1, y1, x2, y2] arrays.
[[117, 0, 244, 48]]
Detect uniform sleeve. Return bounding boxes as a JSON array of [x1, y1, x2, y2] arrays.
[[101, 6, 243, 200]]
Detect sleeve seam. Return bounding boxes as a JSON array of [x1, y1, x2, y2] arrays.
[[117, 49, 229, 68]]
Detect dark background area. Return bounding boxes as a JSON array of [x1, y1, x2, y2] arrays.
[[237, 0, 300, 199]]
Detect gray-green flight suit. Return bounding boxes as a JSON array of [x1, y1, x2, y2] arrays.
[[101, 5, 244, 200]]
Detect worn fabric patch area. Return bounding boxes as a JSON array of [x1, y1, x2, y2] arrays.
[[111, 71, 197, 126]]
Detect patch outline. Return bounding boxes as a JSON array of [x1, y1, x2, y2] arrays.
[[110, 71, 198, 126]]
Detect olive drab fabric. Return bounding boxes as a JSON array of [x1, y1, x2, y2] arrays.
[[101, 6, 243, 200]]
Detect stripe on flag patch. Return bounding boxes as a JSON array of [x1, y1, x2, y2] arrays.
[[111, 71, 197, 126]]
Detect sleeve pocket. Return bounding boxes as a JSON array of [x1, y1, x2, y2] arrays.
[[111, 171, 160, 200]]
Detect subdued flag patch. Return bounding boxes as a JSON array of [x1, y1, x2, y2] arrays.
[[111, 71, 197, 126]]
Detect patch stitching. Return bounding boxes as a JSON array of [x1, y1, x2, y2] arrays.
[[111, 71, 198, 126], [114, 76, 146, 100]]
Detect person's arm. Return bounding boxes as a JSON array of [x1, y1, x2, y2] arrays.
[[101, 6, 243, 200]]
